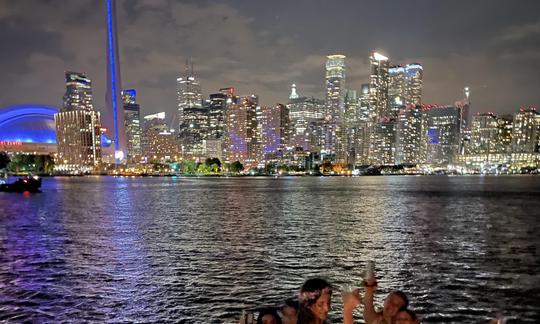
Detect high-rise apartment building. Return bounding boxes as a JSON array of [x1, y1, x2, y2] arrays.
[[63, 71, 94, 111], [512, 107, 540, 153], [469, 112, 498, 155], [288, 85, 325, 151], [369, 52, 390, 121], [358, 84, 370, 122], [325, 55, 346, 120], [325, 54, 347, 163], [368, 118, 396, 165], [142, 112, 168, 160], [259, 104, 290, 161], [122, 89, 142, 163], [55, 71, 102, 172], [224, 95, 258, 165], [177, 60, 202, 131], [178, 106, 209, 159], [396, 105, 428, 165], [426, 106, 462, 165], [388, 63, 423, 116]]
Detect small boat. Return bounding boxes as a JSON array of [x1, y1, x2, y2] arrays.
[[0, 176, 42, 193]]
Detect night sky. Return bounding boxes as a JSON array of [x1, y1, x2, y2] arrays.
[[1, 0, 540, 122]]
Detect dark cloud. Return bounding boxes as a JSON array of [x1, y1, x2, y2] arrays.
[[0, 0, 539, 120]]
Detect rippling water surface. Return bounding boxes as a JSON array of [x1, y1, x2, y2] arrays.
[[1, 176, 539, 323]]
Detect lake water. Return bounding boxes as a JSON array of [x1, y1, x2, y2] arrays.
[[0, 176, 539, 323]]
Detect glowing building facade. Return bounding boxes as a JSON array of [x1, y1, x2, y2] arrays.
[[224, 95, 258, 165], [122, 89, 142, 163], [258, 104, 290, 162], [426, 106, 462, 165], [0, 105, 58, 155], [287, 85, 325, 151], [55, 71, 102, 172], [396, 105, 428, 165], [369, 52, 390, 121], [177, 60, 202, 131]]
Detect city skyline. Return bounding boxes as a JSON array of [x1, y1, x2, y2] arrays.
[[1, 0, 540, 119]]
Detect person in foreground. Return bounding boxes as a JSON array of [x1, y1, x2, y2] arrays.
[[280, 298, 299, 324], [257, 307, 283, 324], [392, 308, 419, 324], [342, 280, 408, 324], [297, 278, 333, 324]]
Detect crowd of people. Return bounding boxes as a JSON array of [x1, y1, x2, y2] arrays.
[[239, 277, 420, 324]]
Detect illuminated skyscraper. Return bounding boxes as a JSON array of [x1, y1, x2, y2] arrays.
[[142, 112, 178, 162], [368, 118, 396, 165], [177, 60, 202, 131], [325, 54, 346, 162], [288, 85, 325, 150], [369, 52, 390, 121], [121, 89, 142, 163], [396, 105, 428, 165], [325, 55, 346, 120], [63, 71, 94, 111], [426, 106, 462, 165], [469, 112, 498, 155], [224, 95, 258, 165], [512, 107, 539, 153], [388, 63, 423, 116], [259, 104, 290, 161], [178, 106, 209, 159], [358, 84, 370, 122], [55, 71, 101, 172], [105, 0, 126, 164]]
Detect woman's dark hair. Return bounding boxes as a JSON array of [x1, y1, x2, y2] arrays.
[[389, 290, 409, 308], [297, 278, 332, 324], [284, 298, 299, 311], [256, 307, 282, 324], [397, 307, 418, 321]]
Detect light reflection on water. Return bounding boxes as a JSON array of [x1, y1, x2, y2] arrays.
[[0, 176, 539, 323]]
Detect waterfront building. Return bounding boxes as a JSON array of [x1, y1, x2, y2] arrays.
[[396, 105, 428, 165], [511, 107, 539, 153], [307, 118, 333, 160], [469, 112, 498, 155], [146, 129, 179, 163], [0, 104, 58, 155], [178, 107, 209, 159], [368, 118, 396, 165], [426, 106, 462, 165], [287, 87, 325, 151], [388, 63, 423, 117], [142, 112, 168, 161], [63, 71, 94, 111], [207, 91, 230, 139], [224, 95, 258, 166], [325, 54, 347, 162], [177, 60, 202, 132], [325, 54, 346, 120], [369, 52, 390, 121], [358, 84, 370, 122], [509, 107, 540, 170], [122, 89, 142, 163], [348, 122, 371, 165], [344, 90, 359, 126], [202, 139, 222, 161], [259, 104, 290, 162], [55, 71, 102, 172], [496, 115, 513, 152], [105, 0, 126, 164]]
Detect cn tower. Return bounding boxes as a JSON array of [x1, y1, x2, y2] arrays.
[[105, 0, 126, 164]]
